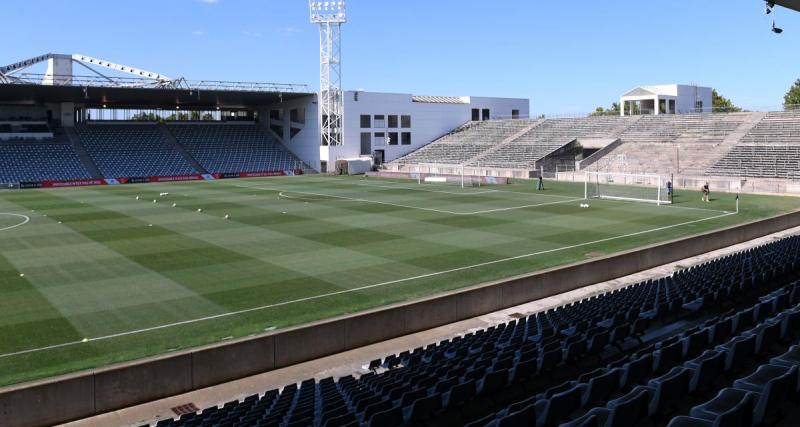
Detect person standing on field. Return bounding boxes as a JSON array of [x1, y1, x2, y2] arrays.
[[537, 175, 544, 191], [702, 182, 710, 203]]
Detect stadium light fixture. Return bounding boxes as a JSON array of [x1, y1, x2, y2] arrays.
[[309, 1, 346, 23], [772, 19, 784, 33], [766, 1, 775, 14], [309, 0, 346, 146]]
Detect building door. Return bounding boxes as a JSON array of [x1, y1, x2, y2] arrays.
[[373, 150, 385, 165], [471, 109, 480, 121]]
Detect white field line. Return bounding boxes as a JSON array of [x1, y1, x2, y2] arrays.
[[337, 177, 731, 214], [660, 204, 731, 215], [0, 209, 736, 360], [340, 177, 579, 200], [246, 185, 582, 215], [352, 181, 499, 195], [0, 213, 30, 232]]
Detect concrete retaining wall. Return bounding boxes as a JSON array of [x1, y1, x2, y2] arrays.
[[2, 210, 800, 427]]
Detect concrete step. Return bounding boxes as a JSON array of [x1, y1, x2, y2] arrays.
[[64, 127, 104, 179], [158, 124, 209, 174]]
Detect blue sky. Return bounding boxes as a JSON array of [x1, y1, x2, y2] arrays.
[[2, 0, 798, 114]]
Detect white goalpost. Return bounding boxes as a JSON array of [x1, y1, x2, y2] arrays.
[[584, 171, 671, 205]]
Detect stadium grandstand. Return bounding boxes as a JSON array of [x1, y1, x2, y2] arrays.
[[3, 1, 800, 427]]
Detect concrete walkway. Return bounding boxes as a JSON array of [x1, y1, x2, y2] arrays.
[[62, 225, 800, 427]]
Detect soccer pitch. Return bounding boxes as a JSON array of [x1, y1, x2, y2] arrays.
[[0, 176, 798, 386]]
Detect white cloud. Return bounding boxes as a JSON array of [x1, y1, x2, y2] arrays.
[[242, 30, 263, 38], [192, 30, 205, 36], [199, 0, 218, 4], [285, 27, 301, 34]]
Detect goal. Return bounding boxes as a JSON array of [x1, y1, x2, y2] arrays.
[[414, 164, 481, 188], [584, 172, 671, 205]]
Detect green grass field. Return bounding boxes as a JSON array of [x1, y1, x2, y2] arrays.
[[0, 175, 798, 387]]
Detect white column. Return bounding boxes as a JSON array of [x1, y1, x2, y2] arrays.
[[654, 97, 659, 115]]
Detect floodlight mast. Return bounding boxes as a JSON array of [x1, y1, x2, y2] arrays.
[[309, 1, 346, 147]]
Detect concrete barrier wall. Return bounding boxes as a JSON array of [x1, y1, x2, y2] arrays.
[[2, 210, 800, 427]]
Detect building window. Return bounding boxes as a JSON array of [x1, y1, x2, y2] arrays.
[[388, 115, 398, 128], [360, 114, 371, 128], [512, 109, 520, 119], [401, 132, 411, 145], [270, 109, 282, 121], [360, 132, 371, 155], [290, 108, 305, 124], [482, 109, 490, 120], [374, 115, 385, 128], [388, 132, 398, 145], [695, 101, 704, 113], [471, 108, 480, 121], [401, 115, 411, 128], [374, 132, 385, 146]]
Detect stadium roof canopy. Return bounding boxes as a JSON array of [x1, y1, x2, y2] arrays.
[[0, 53, 313, 108], [775, 0, 800, 12], [0, 83, 314, 109]]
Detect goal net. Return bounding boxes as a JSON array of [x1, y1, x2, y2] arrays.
[[414, 164, 481, 188], [584, 172, 671, 205]]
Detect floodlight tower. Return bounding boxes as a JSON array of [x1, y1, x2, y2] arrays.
[[309, 1, 346, 146]]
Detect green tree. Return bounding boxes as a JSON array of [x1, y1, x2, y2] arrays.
[[590, 102, 621, 116], [712, 89, 741, 113], [784, 79, 800, 110]]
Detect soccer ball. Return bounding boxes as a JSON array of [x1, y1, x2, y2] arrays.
[[197, 208, 203, 212], [224, 214, 230, 219]]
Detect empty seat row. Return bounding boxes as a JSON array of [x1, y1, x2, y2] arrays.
[[143, 235, 800, 427]]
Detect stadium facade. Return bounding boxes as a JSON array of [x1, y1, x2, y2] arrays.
[[0, 53, 527, 181]]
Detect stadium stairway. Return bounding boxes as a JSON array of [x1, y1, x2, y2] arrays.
[[467, 118, 546, 166], [588, 113, 764, 176], [141, 235, 800, 427], [64, 127, 104, 179], [158, 124, 209, 175]]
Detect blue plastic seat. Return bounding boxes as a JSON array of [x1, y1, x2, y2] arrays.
[[690, 389, 755, 427], [535, 384, 586, 427], [642, 366, 691, 416], [685, 350, 726, 393]]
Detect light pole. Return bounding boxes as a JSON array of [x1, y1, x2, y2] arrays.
[[309, 1, 346, 147]]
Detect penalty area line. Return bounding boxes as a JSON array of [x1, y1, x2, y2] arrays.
[[240, 184, 582, 215], [0, 209, 735, 360]]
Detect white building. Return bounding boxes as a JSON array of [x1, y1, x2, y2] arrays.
[[276, 91, 529, 172], [619, 84, 712, 116]]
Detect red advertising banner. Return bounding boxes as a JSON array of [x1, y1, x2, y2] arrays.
[[42, 179, 106, 188], [149, 175, 205, 183], [239, 171, 286, 178], [27, 170, 303, 189]]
